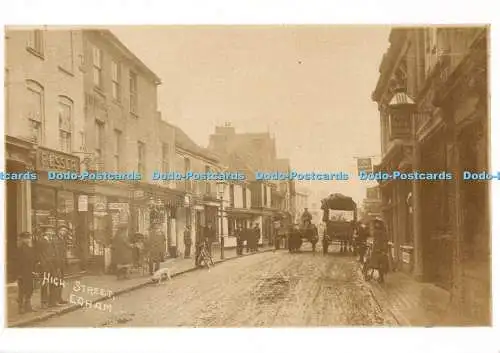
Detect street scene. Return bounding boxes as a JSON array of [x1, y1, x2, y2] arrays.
[[3, 25, 490, 328]]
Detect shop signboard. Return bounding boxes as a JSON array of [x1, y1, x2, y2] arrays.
[[36, 146, 80, 173]]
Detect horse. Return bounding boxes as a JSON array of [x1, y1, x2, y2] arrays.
[[299, 224, 319, 252]]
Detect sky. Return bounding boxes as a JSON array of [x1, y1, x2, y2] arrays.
[[110, 25, 391, 205]]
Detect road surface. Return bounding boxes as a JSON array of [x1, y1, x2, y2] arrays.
[[35, 246, 398, 327]]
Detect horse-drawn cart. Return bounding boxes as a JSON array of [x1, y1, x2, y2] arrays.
[[321, 193, 357, 254]]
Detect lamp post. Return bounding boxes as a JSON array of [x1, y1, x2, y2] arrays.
[[217, 182, 225, 259], [387, 87, 423, 279]]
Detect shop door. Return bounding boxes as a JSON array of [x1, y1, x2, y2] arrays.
[[6, 181, 18, 283], [421, 132, 453, 290]]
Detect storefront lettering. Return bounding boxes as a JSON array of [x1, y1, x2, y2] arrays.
[[36, 147, 80, 173]]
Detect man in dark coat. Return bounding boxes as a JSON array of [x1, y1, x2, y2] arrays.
[[204, 222, 216, 256], [36, 225, 58, 308], [148, 224, 165, 274], [356, 222, 369, 263], [371, 219, 390, 282], [301, 208, 312, 227], [112, 225, 133, 279], [54, 225, 69, 305], [17, 232, 38, 314], [183, 225, 192, 258], [235, 224, 244, 255]]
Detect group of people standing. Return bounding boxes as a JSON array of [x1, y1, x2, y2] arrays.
[[235, 223, 261, 255], [16, 224, 70, 314], [111, 223, 167, 279]]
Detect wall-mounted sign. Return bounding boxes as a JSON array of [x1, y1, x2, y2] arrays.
[[366, 186, 380, 200], [389, 112, 411, 140], [133, 190, 145, 199], [36, 147, 80, 173], [78, 195, 88, 212], [94, 202, 106, 213], [357, 158, 373, 174], [402, 251, 411, 264]]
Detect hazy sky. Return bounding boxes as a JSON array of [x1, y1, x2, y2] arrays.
[[111, 26, 391, 204]]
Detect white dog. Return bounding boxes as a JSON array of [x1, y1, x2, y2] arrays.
[[151, 267, 171, 285]]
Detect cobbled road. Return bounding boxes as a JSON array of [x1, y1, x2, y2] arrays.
[[35, 246, 398, 327]]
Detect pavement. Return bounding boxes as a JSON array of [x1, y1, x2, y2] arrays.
[[367, 270, 455, 326], [7, 245, 273, 327]]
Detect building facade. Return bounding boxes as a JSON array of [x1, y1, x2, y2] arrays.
[[208, 123, 294, 245], [4, 28, 182, 278], [173, 126, 229, 256], [372, 26, 489, 324], [80, 30, 182, 271], [5, 28, 86, 280]]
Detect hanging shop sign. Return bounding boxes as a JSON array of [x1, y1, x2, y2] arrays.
[[388, 112, 411, 140], [357, 158, 373, 174]]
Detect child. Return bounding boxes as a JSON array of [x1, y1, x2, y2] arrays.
[[17, 232, 38, 314]]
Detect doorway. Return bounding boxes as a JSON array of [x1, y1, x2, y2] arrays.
[[6, 181, 18, 283]]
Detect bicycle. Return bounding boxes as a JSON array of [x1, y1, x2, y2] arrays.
[[196, 241, 215, 269]]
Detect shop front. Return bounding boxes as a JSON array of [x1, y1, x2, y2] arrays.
[[31, 146, 89, 275]]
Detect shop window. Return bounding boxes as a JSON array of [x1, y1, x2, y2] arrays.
[[57, 191, 77, 259], [32, 186, 56, 234]]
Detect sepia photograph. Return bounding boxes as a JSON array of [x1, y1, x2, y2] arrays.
[[2, 23, 491, 331]]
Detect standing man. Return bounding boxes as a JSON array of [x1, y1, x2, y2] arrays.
[[183, 225, 192, 258], [235, 224, 243, 256], [36, 225, 58, 308], [17, 232, 38, 314], [204, 221, 216, 257], [253, 224, 261, 252], [54, 225, 69, 305], [148, 224, 165, 275], [301, 208, 312, 227], [246, 223, 253, 253]]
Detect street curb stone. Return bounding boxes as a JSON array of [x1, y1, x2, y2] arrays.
[[10, 247, 274, 327]]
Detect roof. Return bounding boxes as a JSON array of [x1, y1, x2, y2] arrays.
[[95, 30, 162, 84], [371, 28, 409, 103], [174, 126, 220, 163]]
